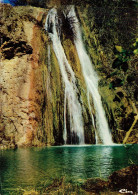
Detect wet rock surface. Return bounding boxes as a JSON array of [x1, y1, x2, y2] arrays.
[[77, 1, 137, 144]]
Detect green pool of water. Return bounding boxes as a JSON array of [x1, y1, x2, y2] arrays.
[[0, 144, 137, 194]]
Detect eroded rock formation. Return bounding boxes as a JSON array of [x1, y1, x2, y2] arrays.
[[0, 4, 57, 148]]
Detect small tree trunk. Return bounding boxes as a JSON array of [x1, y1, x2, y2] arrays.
[[123, 114, 138, 144]]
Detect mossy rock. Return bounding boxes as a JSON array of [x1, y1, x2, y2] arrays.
[[82, 178, 108, 192]]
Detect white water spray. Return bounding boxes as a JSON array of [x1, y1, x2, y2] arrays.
[[68, 6, 113, 145], [45, 8, 84, 144]]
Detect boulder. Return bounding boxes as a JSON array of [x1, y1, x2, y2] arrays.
[[109, 165, 137, 192]]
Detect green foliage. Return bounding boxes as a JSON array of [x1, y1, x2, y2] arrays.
[[109, 39, 137, 89], [114, 39, 138, 64], [109, 82, 113, 89], [110, 71, 118, 77], [133, 48, 138, 54]]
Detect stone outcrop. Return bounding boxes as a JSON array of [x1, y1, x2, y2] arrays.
[[82, 165, 138, 193], [0, 2, 137, 148], [108, 165, 137, 192], [0, 4, 56, 148]]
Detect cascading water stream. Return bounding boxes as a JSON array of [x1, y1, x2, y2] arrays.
[[68, 6, 113, 145], [45, 8, 84, 144]]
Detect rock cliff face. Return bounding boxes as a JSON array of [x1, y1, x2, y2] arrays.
[[0, 2, 137, 148], [0, 4, 57, 148], [76, 2, 137, 143]]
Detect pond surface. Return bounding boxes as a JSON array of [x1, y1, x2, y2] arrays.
[[0, 144, 137, 194]]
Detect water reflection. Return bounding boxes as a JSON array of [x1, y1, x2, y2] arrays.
[[0, 145, 137, 193], [62, 147, 87, 183], [83, 146, 113, 179], [0, 154, 9, 193], [15, 149, 39, 187]]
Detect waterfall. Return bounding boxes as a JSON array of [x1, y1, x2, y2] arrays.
[[45, 8, 84, 145], [68, 6, 113, 145]]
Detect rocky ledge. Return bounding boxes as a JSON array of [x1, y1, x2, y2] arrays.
[[82, 165, 137, 194]]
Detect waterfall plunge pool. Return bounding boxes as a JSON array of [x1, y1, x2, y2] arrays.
[[0, 144, 137, 194]]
